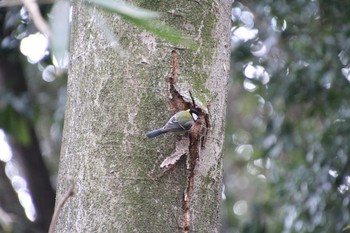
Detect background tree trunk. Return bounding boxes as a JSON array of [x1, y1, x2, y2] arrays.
[[0, 10, 55, 230], [0, 161, 38, 232], [55, 0, 230, 232]]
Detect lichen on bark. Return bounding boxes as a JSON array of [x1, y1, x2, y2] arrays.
[[55, 0, 230, 232]]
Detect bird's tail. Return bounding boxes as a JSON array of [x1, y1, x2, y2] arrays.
[[146, 129, 165, 138]]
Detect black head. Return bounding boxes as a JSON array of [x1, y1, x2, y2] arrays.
[[189, 108, 199, 121]]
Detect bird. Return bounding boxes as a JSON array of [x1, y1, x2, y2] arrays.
[[146, 108, 199, 138]]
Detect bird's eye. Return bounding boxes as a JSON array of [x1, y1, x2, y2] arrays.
[[192, 113, 198, 121]]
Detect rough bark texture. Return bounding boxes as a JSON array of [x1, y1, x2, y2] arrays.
[[55, 0, 230, 232]]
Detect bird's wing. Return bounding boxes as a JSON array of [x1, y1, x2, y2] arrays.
[[162, 115, 186, 132]]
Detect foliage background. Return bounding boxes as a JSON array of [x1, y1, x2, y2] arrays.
[[1, 0, 350, 232], [224, 0, 350, 232]]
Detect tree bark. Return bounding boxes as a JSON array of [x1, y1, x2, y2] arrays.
[[55, 0, 230, 232]]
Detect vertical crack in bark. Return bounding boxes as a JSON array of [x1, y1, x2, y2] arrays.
[[182, 131, 201, 233], [168, 50, 208, 233], [182, 114, 206, 233], [170, 50, 178, 85], [169, 50, 190, 113]]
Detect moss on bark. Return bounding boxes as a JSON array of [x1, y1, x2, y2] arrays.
[[55, 0, 230, 232]]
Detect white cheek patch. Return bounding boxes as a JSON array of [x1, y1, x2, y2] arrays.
[[192, 113, 198, 121]]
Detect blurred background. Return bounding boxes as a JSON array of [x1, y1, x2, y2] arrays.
[[1, 0, 350, 232]]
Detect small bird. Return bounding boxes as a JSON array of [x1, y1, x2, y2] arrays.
[[146, 108, 199, 138]]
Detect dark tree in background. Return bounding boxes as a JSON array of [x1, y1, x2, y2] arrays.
[[0, 6, 62, 233]]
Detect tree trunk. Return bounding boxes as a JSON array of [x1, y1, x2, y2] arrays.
[[55, 0, 230, 232]]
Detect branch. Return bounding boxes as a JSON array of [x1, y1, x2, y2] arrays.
[[0, 0, 54, 8], [48, 183, 75, 233], [188, 90, 196, 108], [20, 0, 51, 37]]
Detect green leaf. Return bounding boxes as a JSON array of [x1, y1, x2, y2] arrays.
[[50, 0, 71, 69], [86, 0, 196, 49], [86, 0, 159, 19], [124, 15, 195, 48], [16, 118, 31, 146], [0, 106, 31, 145], [343, 225, 350, 231]]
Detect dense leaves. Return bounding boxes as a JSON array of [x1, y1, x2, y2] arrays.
[[224, 0, 350, 232]]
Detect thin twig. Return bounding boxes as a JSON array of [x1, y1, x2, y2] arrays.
[[0, 0, 54, 8], [48, 183, 75, 233], [20, 0, 51, 37], [189, 90, 196, 108]]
